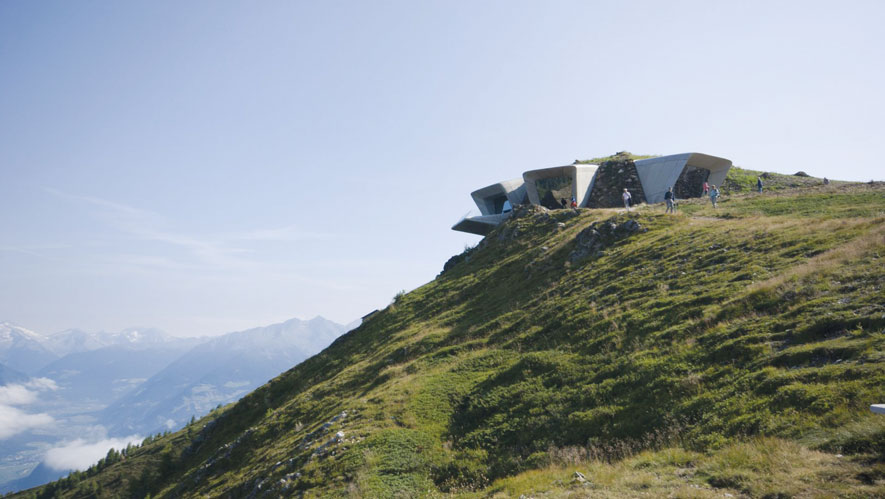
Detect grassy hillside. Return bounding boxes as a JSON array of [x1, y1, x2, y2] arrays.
[[720, 166, 842, 194], [13, 180, 885, 498]]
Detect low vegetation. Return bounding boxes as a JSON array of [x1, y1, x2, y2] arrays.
[[11, 172, 885, 498], [575, 151, 659, 164]]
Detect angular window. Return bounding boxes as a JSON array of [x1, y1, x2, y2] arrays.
[[674, 166, 711, 198], [535, 176, 573, 210], [490, 194, 510, 214]]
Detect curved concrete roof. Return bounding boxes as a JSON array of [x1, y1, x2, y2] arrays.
[[453, 152, 733, 234], [522, 164, 598, 208], [634, 153, 731, 204], [470, 178, 526, 216]]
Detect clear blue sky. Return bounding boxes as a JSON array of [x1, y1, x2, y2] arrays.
[[2, 1, 883, 336]]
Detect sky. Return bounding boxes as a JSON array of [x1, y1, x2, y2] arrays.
[[1, 0, 883, 337]]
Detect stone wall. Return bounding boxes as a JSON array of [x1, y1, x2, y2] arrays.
[[584, 158, 646, 208]]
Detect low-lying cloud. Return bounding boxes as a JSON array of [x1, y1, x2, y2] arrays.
[[0, 405, 53, 439], [0, 378, 58, 439], [44, 435, 143, 471]]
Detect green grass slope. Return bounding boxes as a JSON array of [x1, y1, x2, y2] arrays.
[[13, 180, 885, 498]]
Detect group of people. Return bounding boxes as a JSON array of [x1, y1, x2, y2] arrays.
[[621, 181, 722, 213], [559, 197, 578, 209]]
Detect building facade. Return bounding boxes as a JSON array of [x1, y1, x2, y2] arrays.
[[452, 152, 732, 235]]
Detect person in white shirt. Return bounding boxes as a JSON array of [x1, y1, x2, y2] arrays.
[[622, 188, 632, 211]]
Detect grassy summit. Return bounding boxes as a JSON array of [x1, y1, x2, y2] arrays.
[[574, 151, 659, 164], [14, 176, 885, 498]]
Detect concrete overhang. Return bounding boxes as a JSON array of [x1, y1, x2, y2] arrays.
[[451, 213, 511, 236], [523, 164, 599, 207], [470, 178, 526, 215], [635, 153, 732, 204]]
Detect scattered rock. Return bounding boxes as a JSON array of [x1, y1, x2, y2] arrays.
[[441, 246, 478, 275], [568, 218, 644, 263], [572, 471, 587, 483], [794, 171, 810, 177]]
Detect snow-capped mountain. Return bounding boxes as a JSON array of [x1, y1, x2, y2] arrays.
[[37, 337, 206, 408], [101, 316, 351, 434], [46, 327, 177, 357], [0, 316, 355, 494], [0, 322, 58, 374]]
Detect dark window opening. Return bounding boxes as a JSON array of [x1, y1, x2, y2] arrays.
[[489, 194, 509, 214], [674, 166, 711, 198], [535, 176, 573, 210]]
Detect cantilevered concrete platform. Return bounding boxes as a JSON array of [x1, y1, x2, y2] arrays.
[[453, 152, 733, 235], [451, 213, 511, 236]]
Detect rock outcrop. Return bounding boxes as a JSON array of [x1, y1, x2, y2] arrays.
[[568, 218, 644, 263]]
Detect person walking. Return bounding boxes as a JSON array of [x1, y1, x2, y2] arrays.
[[560, 197, 567, 209], [710, 185, 720, 208], [664, 187, 676, 214], [622, 188, 632, 211], [703, 181, 710, 196], [570, 196, 578, 209], [757, 177, 763, 193]]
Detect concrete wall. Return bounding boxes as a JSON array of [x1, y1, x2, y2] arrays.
[[470, 179, 526, 216], [453, 153, 732, 235], [523, 165, 598, 207], [634, 154, 692, 204], [635, 153, 731, 203]]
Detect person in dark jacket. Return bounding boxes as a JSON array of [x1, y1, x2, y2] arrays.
[[664, 187, 676, 214], [757, 177, 764, 193]]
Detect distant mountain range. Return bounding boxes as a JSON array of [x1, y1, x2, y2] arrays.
[[0, 323, 189, 375], [45, 327, 180, 356], [0, 323, 58, 374], [0, 316, 354, 494], [101, 316, 349, 435], [38, 340, 203, 409]]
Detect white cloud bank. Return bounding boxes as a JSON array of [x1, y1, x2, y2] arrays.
[[0, 405, 53, 439], [44, 435, 143, 471], [0, 378, 58, 439]]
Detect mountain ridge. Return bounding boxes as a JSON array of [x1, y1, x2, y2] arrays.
[[13, 179, 885, 497], [0, 316, 352, 495]]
